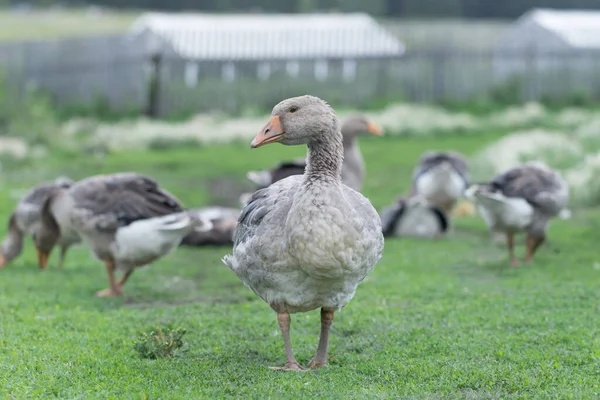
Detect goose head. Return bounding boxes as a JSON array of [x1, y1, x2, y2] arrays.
[[33, 189, 70, 269], [464, 183, 502, 202], [251, 95, 338, 148], [34, 203, 61, 270], [0, 214, 24, 268], [341, 115, 383, 140]]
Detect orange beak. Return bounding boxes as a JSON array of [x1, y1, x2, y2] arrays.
[[251, 115, 285, 149], [0, 254, 7, 269], [37, 249, 49, 270], [367, 121, 383, 136]]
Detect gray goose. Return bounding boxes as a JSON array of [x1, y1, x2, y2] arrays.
[[465, 161, 570, 266], [411, 150, 470, 215], [223, 96, 384, 371], [245, 114, 383, 193], [36, 172, 212, 297], [0, 177, 80, 269]]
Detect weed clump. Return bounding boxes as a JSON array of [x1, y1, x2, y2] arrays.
[[133, 326, 187, 359]]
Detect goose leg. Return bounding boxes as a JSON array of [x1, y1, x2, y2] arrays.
[[506, 233, 519, 267], [95, 260, 122, 297], [56, 245, 68, 270], [307, 308, 335, 369], [524, 234, 545, 264], [117, 268, 135, 291], [270, 312, 305, 372]]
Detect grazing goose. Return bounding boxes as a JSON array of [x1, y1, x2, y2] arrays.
[[223, 96, 384, 371], [180, 206, 240, 246], [245, 114, 383, 192], [412, 151, 469, 215], [380, 195, 448, 239], [0, 176, 80, 269], [35, 173, 213, 297], [465, 161, 569, 266]]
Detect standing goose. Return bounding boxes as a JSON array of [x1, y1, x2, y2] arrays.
[[465, 161, 569, 266], [245, 114, 383, 193], [223, 96, 384, 371], [0, 177, 80, 269], [35, 172, 212, 297], [180, 206, 240, 246], [412, 151, 469, 215]]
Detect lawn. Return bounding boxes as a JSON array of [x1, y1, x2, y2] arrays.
[[0, 132, 599, 399]]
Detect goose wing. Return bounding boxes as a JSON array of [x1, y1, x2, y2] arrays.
[[68, 172, 183, 232]]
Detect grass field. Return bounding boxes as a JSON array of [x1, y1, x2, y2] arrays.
[[0, 132, 599, 398]]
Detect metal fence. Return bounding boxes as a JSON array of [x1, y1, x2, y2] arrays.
[[0, 34, 148, 112], [2, 33, 600, 117]]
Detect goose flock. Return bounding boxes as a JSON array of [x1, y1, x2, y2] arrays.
[[0, 95, 572, 371]]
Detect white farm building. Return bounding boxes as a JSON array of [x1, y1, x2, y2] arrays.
[[494, 8, 600, 84], [130, 12, 405, 85]]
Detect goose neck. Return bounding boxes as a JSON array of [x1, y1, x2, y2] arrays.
[[305, 132, 344, 183]]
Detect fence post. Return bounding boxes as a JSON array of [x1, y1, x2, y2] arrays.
[[375, 57, 389, 102], [145, 53, 162, 118], [524, 46, 536, 102], [433, 49, 447, 102]]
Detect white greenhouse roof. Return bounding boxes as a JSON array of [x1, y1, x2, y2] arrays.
[[522, 8, 600, 49], [130, 12, 405, 60]]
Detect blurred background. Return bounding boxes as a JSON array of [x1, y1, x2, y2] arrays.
[[1, 0, 600, 207], [2, 0, 600, 117]]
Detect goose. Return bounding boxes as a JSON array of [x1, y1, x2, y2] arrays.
[[246, 160, 306, 191], [411, 151, 469, 215], [35, 172, 213, 297], [380, 195, 448, 239], [0, 176, 81, 269], [180, 206, 240, 246], [244, 114, 383, 193], [223, 95, 384, 371], [465, 161, 569, 266]]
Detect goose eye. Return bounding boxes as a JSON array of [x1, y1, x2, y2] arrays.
[[289, 107, 298, 113]]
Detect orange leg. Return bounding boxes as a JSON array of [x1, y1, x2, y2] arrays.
[[307, 308, 335, 369], [525, 234, 545, 264], [270, 312, 305, 372], [95, 260, 122, 297], [506, 233, 519, 267], [117, 268, 135, 289]]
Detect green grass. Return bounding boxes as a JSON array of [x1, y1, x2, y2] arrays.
[[1, 133, 599, 398], [0, 9, 137, 42]]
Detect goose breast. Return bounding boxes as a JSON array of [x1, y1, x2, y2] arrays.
[[228, 176, 382, 314]]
